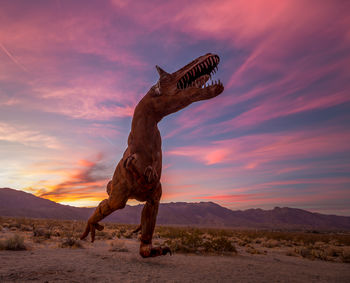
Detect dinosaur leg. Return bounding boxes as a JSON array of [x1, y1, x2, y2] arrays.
[[139, 184, 171, 258], [81, 182, 127, 242]]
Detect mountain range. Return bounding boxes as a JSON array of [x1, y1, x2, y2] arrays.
[[1, 187, 350, 230]]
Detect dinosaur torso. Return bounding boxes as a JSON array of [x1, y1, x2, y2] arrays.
[[125, 99, 162, 180]]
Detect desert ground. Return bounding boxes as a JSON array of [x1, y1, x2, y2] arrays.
[[0, 217, 350, 282]]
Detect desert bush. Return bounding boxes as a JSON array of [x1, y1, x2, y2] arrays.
[[0, 234, 26, 251], [298, 247, 312, 259], [246, 246, 265, 255], [262, 239, 280, 248], [2, 223, 10, 229], [109, 239, 129, 252], [286, 249, 298, 257], [163, 230, 236, 255], [341, 247, 350, 263], [291, 245, 345, 262], [204, 236, 237, 253], [33, 225, 51, 239], [20, 224, 32, 232], [60, 237, 83, 248]]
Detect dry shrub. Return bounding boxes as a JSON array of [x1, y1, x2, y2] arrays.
[[237, 239, 250, 247], [60, 237, 83, 248], [164, 229, 236, 255], [341, 247, 350, 263], [2, 223, 10, 229], [109, 239, 129, 252], [204, 236, 237, 254], [246, 246, 266, 255], [263, 239, 281, 248], [0, 234, 26, 251], [33, 225, 51, 239], [286, 249, 298, 257], [59, 223, 83, 248], [20, 224, 32, 232], [292, 245, 347, 262]]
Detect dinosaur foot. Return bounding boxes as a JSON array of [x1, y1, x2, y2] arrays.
[[140, 244, 172, 258]]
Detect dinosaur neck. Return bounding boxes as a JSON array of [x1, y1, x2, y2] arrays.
[[131, 111, 158, 135], [129, 101, 161, 152]]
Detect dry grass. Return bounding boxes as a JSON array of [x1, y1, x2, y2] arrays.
[[1, 217, 350, 261], [60, 237, 83, 248], [0, 234, 26, 251]]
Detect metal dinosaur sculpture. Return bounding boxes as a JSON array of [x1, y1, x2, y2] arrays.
[[81, 53, 224, 257]]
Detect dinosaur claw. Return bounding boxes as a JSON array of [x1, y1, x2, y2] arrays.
[[124, 154, 136, 169], [140, 244, 172, 258], [80, 222, 103, 243], [144, 165, 158, 184], [162, 246, 172, 256]]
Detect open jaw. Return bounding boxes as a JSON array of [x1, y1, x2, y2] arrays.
[[177, 55, 222, 90]]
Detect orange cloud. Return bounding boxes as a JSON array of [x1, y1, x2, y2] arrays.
[[35, 154, 109, 204]]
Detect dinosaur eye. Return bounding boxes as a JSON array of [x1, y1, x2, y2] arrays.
[[153, 81, 161, 96]]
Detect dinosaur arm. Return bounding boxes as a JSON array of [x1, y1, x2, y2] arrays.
[[124, 152, 159, 184]]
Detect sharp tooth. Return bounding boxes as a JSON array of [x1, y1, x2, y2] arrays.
[[204, 61, 208, 69], [198, 65, 201, 72]]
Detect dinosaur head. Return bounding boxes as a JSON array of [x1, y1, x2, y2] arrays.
[[145, 53, 224, 120]]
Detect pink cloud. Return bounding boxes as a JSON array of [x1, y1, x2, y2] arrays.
[[198, 177, 350, 211], [167, 127, 350, 169], [0, 122, 61, 149], [149, 0, 350, 139]]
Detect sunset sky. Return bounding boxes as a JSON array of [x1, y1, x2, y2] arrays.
[[1, 0, 350, 215]]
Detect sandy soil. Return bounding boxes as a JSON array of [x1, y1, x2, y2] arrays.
[[1, 237, 350, 283]]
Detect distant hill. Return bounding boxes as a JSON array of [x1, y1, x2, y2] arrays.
[[1, 188, 350, 230]]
